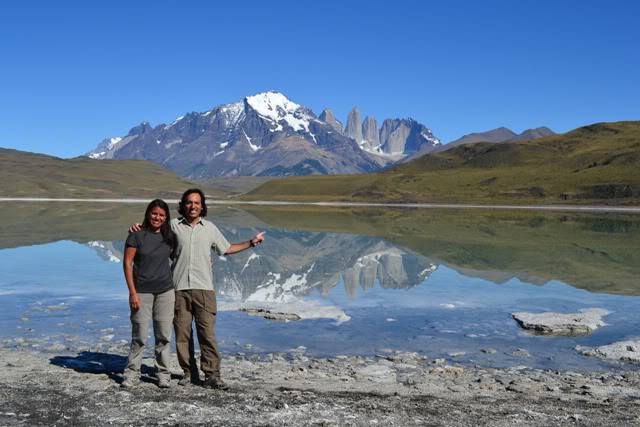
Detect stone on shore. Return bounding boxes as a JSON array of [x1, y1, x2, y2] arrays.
[[511, 308, 609, 335], [354, 363, 396, 383], [222, 301, 351, 323], [576, 340, 640, 363], [240, 308, 301, 321]]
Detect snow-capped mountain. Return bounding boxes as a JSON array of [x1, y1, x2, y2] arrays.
[[86, 91, 440, 177], [87, 137, 122, 159], [87, 122, 152, 160]]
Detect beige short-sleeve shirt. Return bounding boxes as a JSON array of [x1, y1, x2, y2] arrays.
[[170, 217, 231, 291]]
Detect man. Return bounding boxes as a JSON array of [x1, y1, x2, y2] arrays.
[[132, 188, 264, 389]]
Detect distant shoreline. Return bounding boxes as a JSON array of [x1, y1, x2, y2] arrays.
[[2, 197, 640, 212]]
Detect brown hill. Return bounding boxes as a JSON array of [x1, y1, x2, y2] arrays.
[[244, 121, 640, 205], [0, 148, 225, 199]]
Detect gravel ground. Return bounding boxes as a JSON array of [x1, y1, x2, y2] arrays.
[[1, 349, 639, 426]]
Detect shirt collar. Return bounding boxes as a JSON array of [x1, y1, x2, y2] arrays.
[[178, 217, 203, 226]]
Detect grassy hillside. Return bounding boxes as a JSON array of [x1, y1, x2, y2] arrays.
[[243, 121, 640, 205], [194, 176, 276, 194], [0, 148, 226, 199]]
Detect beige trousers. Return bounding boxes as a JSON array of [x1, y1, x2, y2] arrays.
[[124, 289, 175, 381]]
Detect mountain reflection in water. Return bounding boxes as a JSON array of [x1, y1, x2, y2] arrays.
[[86, 232, 437, 302], [1, 202, 639, 296]]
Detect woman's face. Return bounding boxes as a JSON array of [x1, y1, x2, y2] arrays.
[[148, 206, 167, 231]]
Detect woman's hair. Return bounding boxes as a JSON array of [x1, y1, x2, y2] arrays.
[[177, 188, 208, 217], [141, 199, 175, 248]]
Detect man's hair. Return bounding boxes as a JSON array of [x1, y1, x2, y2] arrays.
[[178, 188, 208, 217]]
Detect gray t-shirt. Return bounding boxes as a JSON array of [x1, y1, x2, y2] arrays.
[[125, 230, 173, 294]]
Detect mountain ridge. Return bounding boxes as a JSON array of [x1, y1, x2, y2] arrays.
[[431, 126, 556, 154], [86, 91, 440, 177]]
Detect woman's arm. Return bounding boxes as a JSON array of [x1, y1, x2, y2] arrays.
[[123, 246, 140, 310]]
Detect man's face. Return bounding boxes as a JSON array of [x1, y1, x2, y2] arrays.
[[184, 192, 203, 221]]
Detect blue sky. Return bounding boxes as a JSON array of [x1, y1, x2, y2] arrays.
[[1, 0, 639, 158]]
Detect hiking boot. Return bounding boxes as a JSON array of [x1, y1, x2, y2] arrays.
[[157, 377, 171, 389], [202, 375, 229, 391], [120, 376, 139, 389], [178, 368, 200, 386]]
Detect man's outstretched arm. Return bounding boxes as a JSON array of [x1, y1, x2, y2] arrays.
[[224, 231, 265, 255]]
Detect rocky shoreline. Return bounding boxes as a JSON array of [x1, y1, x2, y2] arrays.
[[1, 347, 639, 426]]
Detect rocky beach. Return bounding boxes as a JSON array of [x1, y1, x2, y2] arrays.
[[1, 343, 640, 426], [2, 297, 640, 426]]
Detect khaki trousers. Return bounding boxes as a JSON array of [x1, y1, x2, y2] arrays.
[[174, 289, 221, 378], [124, 289, 175, 381]]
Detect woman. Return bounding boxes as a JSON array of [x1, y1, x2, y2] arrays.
[[121, 199, 176, 389]]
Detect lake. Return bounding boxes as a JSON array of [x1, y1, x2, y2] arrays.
[[1, 202, 639, 371]]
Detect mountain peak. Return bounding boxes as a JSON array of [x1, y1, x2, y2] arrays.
[[244, 91, 314, 134], [434, 125, 555, 154], [245, 91, 302, 117], [511, 126, 556, 141], [345, 107, 363, 142], [319, 108, 343, 133], [127, 121, 153, 137]]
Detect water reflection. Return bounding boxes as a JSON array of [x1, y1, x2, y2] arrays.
[[242, 205, 640, 295], [84, 232, 437, 302], [2, 203, 640, 370], [1, 202, 639, 296]]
